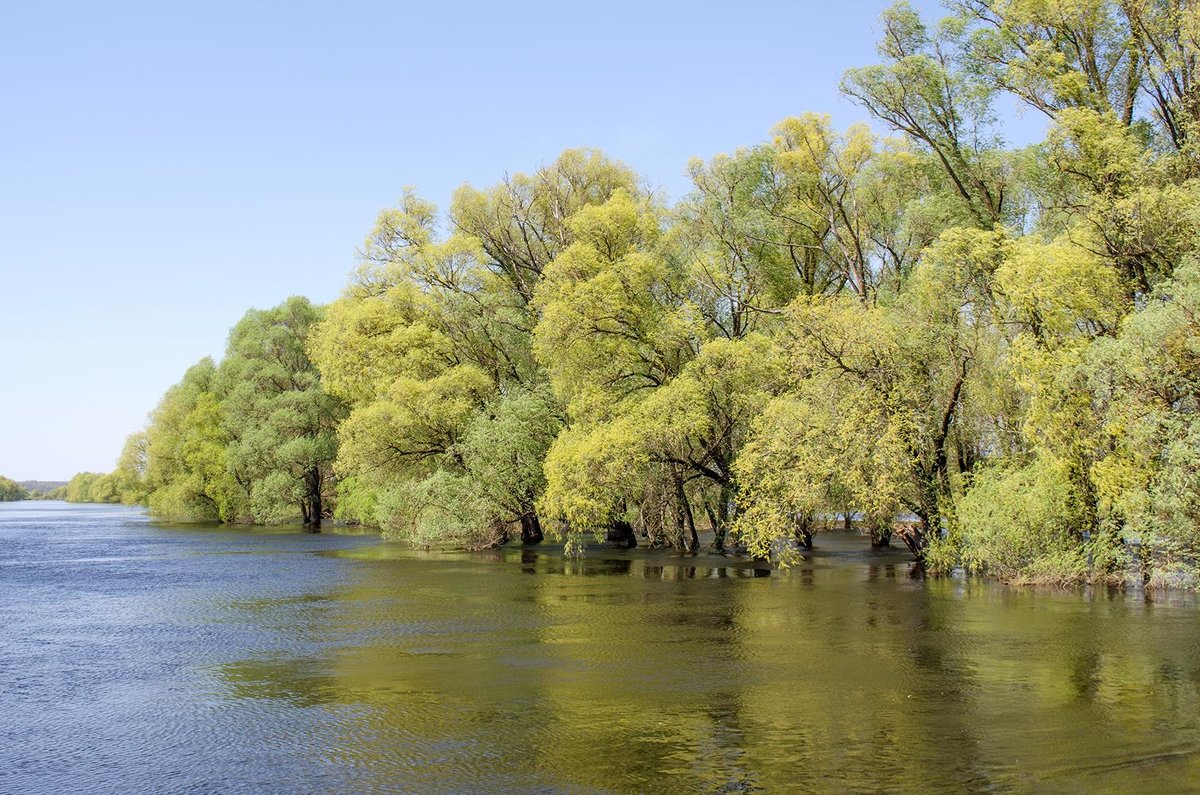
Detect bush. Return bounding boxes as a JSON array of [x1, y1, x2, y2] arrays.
[[957, 456, 1094, 584]]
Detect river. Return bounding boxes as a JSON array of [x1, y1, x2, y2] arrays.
[[2, 501, 1199, 793]]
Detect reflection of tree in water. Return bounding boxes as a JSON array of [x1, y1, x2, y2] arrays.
[[884, 581, 992, 789], [914, 580, 1200, 790], [526, 556, 766, 793], [208, 548, 1200, 792], [715, 567, 994, 791], [211, 563, 568, 792], [218, 656, 342, 707]]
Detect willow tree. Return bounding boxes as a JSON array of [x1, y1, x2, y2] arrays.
[[142, 358, 242, 521], [217, 297, 345, 529], [954, 0, 1199, 163], [949, 232, 1128, 578], [1084, 259, 1200, 583], [112, 431, 150, 505], [534, 189, 700, 548], [0, 476, 27, 501], [1029, 106, 1199, 296], [769, 114, 934, 299], [735, 227, 1008, 561], [533, 185, 788, 552], [842, 2, 1014, 227], [311, 150, 636, 547], [678, 114, 937, 314]]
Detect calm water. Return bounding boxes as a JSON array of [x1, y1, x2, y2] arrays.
[[3, 503, 1200, 793]]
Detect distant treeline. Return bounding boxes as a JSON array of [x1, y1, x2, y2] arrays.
[[0, 477, 68, 501], [73, 1, 1200, 586]]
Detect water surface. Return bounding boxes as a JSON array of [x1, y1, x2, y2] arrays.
[[3, 502, 1199, 793]]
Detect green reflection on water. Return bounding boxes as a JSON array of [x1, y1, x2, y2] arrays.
[[214, 537, 1200, 793]]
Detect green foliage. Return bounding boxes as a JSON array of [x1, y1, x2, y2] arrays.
[[374, 471, 499, 549], [63, 471, 121, 504], [87, 298, 348, 526], [307, 150, 636, 547], [219, 296, 346, 526], [735, 226, 1010, 558], [534, 188, 698, 406], [100, 432, 152, 505], [534, 184, 786, 551], [459, 386, 562, 527], [142, 358, 241, 521], [956, 456, 1092, 583], [1087, 260, 1200, 583], [0, 476, 28, 501], [841, 2, 1012, 226]]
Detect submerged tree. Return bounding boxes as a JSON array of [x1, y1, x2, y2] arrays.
[[219, 297, 345, 528], [113, 298, 345, 527], [142, 358, 240, 521], [734, 226, 1008, 561], [1087, 260, 1200, 584], [310, 150, 636, 548]]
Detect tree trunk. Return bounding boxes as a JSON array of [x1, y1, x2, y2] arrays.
[[684, 507, 698, 553], [868, 517, 891, 548], [672, 467, 698, 552], [519, 512, 543, 545], [896, 516, 929, 560], [680, 491, 698, 554], [606, 520, 637, 549], [303, 467, 322, 532], [705, 497, 725, 552], [794, 512, 814, 549]]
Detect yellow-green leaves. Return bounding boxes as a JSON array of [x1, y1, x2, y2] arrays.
[[1087, 261, 1200, 570], [734, 294, 929, 557], [335, 365, 492, 482], [956, 454, 1093, 584], [843, 2, 1010, 227], [305, 152, 639, 545], [534, 188, 784, 549], [996, 234, 1124, 340], [539, 418, 650, 538], [450, 148, 638, 303], [534, 189, 700, 412], [0, 476, 27, 502], [311, 287, 453, 404]]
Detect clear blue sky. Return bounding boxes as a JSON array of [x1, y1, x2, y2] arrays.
[[2, 0, 1032, 480]]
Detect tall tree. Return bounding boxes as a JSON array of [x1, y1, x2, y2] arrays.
[[219, 297, 345, 529], [0, 476, 27, 502], [143, 358, 241, 521], [842, 2, 1014, 227], [310, 150, 638, 547]]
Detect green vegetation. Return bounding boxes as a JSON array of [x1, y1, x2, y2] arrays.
[[128, 298, 345, 526], [72, 0, 1200, 585], [0, 476, 28, 501], [65, 472, 121, 504], [64, 297, 344, 528], [18, 481, 67, 499]]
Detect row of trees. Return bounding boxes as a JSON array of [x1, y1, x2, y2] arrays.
[[81, 0, 1199, 585], [0, 477, 70, 500], [79, 298, 344, 527]]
